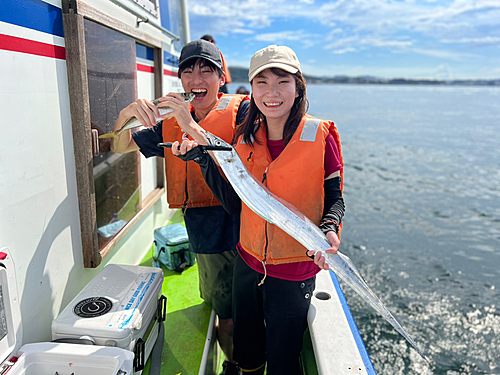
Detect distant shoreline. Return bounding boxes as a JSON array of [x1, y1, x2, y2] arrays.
[[228, 66, 500, 87]]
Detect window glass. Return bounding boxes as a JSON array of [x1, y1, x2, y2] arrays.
[[159, 0, 186, 47], [84, 18, 141, 250]]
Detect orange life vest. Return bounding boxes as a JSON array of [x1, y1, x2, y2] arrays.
[[236, 114, 344, 265], [221, 52, 232, 84], [162, 93, 247, 209]]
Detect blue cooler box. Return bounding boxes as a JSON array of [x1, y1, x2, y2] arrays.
[[153, 224, 196, 272]]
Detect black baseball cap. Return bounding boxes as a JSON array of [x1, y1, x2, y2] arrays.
[[178, 39, 223, 70], [200, 34, 215, 43]]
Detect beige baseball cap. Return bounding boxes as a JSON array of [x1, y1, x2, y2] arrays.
[[248, 45, 301, 82]]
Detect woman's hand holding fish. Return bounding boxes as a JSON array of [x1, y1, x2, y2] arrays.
[[308, 231, 340, 270], [171, 139, 199, 156]]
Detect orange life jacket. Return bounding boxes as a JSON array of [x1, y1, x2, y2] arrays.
[[221, 52, 232, 84], [235, 114, 344, 265], [162, 93, 247, 209]]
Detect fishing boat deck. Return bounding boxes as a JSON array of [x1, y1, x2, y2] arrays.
[[137, 211, 212, 375], [137, 213, 320, 375], [139, 258, 211, 374], [137, 260, 319, 375]]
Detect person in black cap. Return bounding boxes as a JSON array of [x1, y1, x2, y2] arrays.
[[236, 86, 250, 95], [110, 39, 249, 375], [201, 34, 232, 93]]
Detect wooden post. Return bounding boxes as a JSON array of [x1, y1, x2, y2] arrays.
[[62, 0, 101, 268], [154, 46, 166, 189]]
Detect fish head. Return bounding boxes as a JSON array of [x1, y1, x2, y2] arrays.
[[180, 92, 195, 104], [204, 132, 232, 149], [151, 93, 195, 106]]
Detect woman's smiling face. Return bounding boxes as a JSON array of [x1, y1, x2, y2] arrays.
[[251, 69, 298, 126]]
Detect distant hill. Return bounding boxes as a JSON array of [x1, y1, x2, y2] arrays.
[[228, 67, 249, 82], [228, 66, 500, 86]]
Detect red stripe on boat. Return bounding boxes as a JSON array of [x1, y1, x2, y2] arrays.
[[137, 63, 154, 73], [0, 34, 65, 60], [163, 69, 177, 77]]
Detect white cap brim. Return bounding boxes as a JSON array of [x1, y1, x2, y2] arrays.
[[248, 62, 299, 82]]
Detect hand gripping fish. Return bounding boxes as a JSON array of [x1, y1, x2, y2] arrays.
[[202, 131, 429, 362], [98, 93, 195, 139]]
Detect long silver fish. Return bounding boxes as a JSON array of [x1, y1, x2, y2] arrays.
[[203, 130, 429, 362], [99, 93, 195, 139]]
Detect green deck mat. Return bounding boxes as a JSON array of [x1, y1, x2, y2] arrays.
[[139, 210, 318, 375], [302, 328, 319, 375], [140, 211, 213, 375]]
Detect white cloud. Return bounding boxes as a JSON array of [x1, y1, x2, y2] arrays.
[[253, 30, 321, 48], [189, 0, 500, 44], [190, 4, 213, 16], [432, 64, 453, 80], [324, 36, 412, 50], [442, 36, 500, 44], [255, 31, 301, 42], [315, 0, 500, 39], [188, 0, 500, 78], [232, 28, 255, 35], [333, 47, 357, 54], [324, 35, 357, 48], [362, 38, 413, 48], [411, 47, 471, 60]]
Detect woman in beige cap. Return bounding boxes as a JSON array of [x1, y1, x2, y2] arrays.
[[172, 45, 345, 375]]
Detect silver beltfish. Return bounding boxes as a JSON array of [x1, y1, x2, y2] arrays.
[[99, 93, 195, 139], [203, 130, 429, 362]]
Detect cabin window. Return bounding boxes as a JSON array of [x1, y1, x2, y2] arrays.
[[84, 19, 142, 250], [63, 0, 175, 267]]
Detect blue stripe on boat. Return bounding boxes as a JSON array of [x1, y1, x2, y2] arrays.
[[329, 270, 377, 374], [164, 50, 178, 66], [0, 0, 64, 37], [136, 42, 154, 61]]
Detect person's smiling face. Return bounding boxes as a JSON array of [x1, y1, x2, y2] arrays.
[[181, 59, 224, 118], [251, 69, 298, 127]]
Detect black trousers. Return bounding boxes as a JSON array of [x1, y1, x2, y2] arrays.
[[232, 254, 316, 375]]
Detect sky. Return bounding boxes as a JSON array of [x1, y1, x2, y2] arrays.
[[187, 0, 500, 80]]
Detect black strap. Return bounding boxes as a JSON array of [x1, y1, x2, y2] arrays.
[[149, 296, 166, 374], [149, 320, 165, 375], [134, 338, 145, 371], [175, 249, 188, 273]]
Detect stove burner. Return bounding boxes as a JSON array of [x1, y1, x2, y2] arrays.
[[74, 297, 113, 318]]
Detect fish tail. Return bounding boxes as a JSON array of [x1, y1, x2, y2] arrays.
[[98, 132, 117, 139]]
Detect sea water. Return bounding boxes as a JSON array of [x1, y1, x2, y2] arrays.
[[228, 83, 500, 375]]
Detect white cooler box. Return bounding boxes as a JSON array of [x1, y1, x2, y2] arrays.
[[0, 248, 165, 375], [52, 263, 166, 373]]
